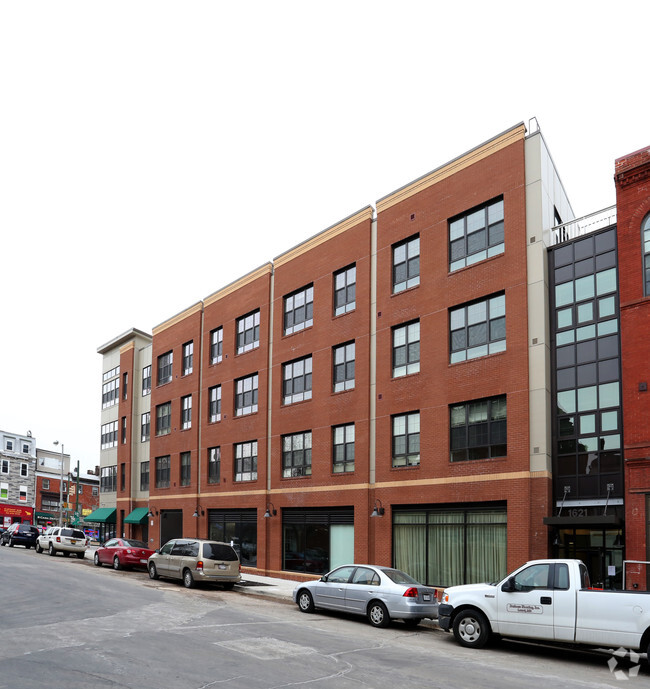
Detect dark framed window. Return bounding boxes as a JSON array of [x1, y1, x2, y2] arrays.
[[450, 396, 507, 461], [142, 365, 151, 396], [208, 385, 221, 423], [156, 402, 171, 436], [102, 378, 119, 408], [100, 466, 117, 492], [393, 235, 420, 293], [182, 341, 193, 375], [101, 421, 118, 449], [643, 215, 650, 296], [393, 320, 420, 377], [236, 309, 260, 354], [392, 412, 420, 467], [157, 351, 173, 385], [284, 285, 313, 335], [140, 461, 149, 491], [208, 509, 257, 567], [283, 356, 312, 404], [333, 342, 355, 392], [181, 395, 192, 429], [282, 431, 312, 478], [332, 424, 355, 473], [180, 451, 191, 486], [210, 327, 223, 364], [155, 455, 170, 488], [449, 197, 504, 271], [207, 447, 220, 484], [141, 412, 150, 443], [450, 293, 506, 363], [122, 371, 128, 400], [120, 463, 125, 491], [121, 416, 127, 444], [234, 441, 257, 482], [235, 373, 258, 416], [334, 264, 356, 316]]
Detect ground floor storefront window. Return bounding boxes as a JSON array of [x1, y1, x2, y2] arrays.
[[393, 505, 507, 588], [283, 507, 354, 574], [208, 509, 257, 567]]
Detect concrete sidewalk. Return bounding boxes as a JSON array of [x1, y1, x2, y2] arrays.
[[235, 572, 299, 603]]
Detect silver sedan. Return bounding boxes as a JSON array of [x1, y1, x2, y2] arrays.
[[293, 564, 438, 628]]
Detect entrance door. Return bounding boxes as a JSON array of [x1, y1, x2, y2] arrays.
[[554, 527, 623, 589], [160, 509, 183, 547]]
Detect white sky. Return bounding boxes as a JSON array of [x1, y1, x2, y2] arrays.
[[1, 1, 648, 471]]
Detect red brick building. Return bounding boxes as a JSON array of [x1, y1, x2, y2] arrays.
[[105, 122, 583, 586], [616, 145, 650, 581]]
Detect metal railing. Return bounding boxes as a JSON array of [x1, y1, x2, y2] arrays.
[[547, 205, 617, 247]]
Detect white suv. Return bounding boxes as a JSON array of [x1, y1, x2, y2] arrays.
[[36, 526, 88, 558]]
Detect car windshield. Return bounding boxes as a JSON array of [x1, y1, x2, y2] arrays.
[[61, 529, 85, 538], [123, 539, 147, 548], [381, 568, 420, 586], [203, 543, 238, 561]]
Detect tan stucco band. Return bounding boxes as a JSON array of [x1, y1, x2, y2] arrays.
[[203, 263, 273, 308], [153, 302, 204, 336]]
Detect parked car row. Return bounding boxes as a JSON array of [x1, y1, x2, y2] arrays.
[[0, 523, 40, 548], [36, 526, 88, 557]]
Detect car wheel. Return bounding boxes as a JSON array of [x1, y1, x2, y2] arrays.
[[35, 542, 43, 554], [49, 543, 56, 556], [452, 609, 490, 648], [367, 601, 390, 628], [77, 552, 85, 559], [183, 569, 195, 588], [297, 589, 315, 613], [148, 562, 159, 580], [9, 538, 14, 547], [113, 556, 122, 571], [25, 544, 31, 550], [94, 552, 102, 566], [402, 618, 422, 628]]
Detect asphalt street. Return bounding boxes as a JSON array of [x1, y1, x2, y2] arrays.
[[0, 544, 647, 688]]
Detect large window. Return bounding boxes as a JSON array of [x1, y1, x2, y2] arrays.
[[333, 342, 355, 392], [236, 309, 260, 354], [332, 424, 355, 473], [141, 412, 150, 442], [235, 373, 258, 416], [283, 356, 312, 404], [282, 431, 312, 478], [449, 197, 504, 271], [155, 456, 170, 488], [334, 264, 356, 316], [450, 396, 507, 461], [210, 327, 223, 364], [392, 412, 420, 467], [181, 395, 192, 430], [450, 293, 506, 363], [157, 351, 173, 385], [208, 385, 221, 423], [393, 235, 420, 293], [393, 507, 507, 587], [284, 285, 313, 335], [101, 421, 118, 450], [641, 215, 650, 297], [100, 466, 117, 492], [156, 402, 171, 436], [208, 447, 220, 484], [393, 321, 420, 377], [182, 341, 193, 375], [234, 441, 257, 482], [101, 378, 119, 409], [180, 451, 191, 486], [208, 509, 257, 567]]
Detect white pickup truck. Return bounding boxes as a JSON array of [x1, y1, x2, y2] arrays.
[[438, 559, 650, 660]]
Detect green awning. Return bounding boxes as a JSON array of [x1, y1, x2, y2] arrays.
[[84, 507, 117, 523], [124, 507, 150, 525], [35, 511, 57, 520]]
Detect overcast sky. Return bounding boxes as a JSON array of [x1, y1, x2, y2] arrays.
[[1, 1, 647, 471]]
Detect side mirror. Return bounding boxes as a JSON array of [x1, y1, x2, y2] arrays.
[[155, 549, 161, 554], [320, 575, 328, 582], [501, 577, 516, 593]]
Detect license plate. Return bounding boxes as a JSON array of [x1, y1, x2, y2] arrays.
[[140, 559, 147, 564], [218, 564, 227, 570], [422, 594, 431, 601], [70, 540, 76, 544]]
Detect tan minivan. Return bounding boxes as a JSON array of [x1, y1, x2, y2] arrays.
[[147, 539, 241, 589]]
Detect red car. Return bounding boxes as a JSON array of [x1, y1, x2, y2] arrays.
[[93, 538, 155, 570]]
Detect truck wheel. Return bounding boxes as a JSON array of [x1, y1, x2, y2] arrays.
[[452, 609, 490, 648]]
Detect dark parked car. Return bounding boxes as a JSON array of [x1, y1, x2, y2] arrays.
[[0, 523, 40, 549]]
